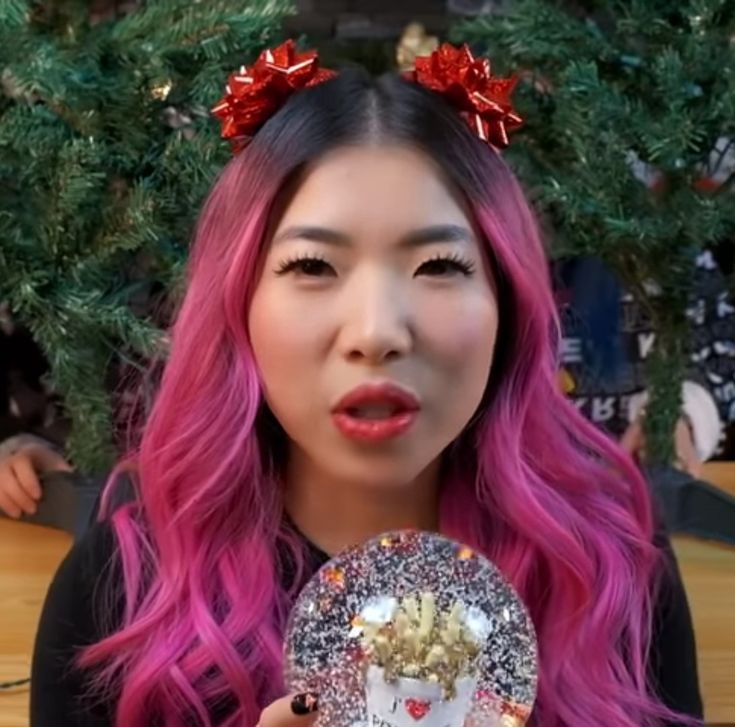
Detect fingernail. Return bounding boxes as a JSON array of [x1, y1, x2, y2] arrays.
[[291, 692, 319, 716]]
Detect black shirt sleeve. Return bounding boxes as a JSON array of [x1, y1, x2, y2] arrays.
[[30, 519, 119, 727], [650, 530, 705, 724]]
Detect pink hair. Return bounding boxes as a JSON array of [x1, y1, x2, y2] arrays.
[[77, 73, 700, 726]]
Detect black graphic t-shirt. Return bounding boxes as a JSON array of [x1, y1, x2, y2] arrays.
[[555, 251, 735, 455]]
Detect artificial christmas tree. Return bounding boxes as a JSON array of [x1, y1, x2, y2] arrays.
[[0, 0, 295, 472], [452, 0, 735, 465]]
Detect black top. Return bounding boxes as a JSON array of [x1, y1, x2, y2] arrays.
[[554, 251, 735, 446], [30, 520, 704, 726]]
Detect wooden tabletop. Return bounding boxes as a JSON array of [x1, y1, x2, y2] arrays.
[[0, 519, 71, 727], [1, 470, 734, 726]]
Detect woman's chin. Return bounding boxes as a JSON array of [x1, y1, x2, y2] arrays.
[[324, 450, 440, 493]]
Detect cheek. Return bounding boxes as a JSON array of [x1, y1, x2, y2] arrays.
[[248, 285, 328, 401], [421, 294, 498, 372]]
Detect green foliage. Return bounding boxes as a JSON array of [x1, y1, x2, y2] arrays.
[[0, 0, 295, 473], [452, 0, 735, 464]]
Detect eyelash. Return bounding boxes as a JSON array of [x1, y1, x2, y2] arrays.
[[274, 252, 476, 278]]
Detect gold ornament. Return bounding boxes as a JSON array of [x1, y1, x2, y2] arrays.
[[558, 367, 576, 395], [395, 22, 440, 72], [151, 80, 173, 101]]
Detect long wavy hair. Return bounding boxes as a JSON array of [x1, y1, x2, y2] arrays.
[[79, 67, 693, 726]]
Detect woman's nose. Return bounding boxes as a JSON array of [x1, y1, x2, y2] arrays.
[[336, 278, 413, 364]]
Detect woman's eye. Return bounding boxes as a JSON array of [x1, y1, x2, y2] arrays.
[[275, 256, 336, 277], [276, 254, 475, 278], [416, 256, 475, 277]]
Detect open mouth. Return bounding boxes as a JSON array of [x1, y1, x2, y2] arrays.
[[332, 407, 418, 442], [345, 405, 404, 420], [331, 381, 421, 441]]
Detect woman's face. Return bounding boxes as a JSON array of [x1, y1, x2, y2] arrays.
[[248, 145, 498, 489]]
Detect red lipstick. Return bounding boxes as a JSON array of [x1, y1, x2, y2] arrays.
[[331, 381, 420, 442]]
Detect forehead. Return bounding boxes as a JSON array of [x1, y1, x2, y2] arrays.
[[272, 145, 473, 234]]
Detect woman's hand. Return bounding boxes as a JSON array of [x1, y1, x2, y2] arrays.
[[0, 443, 74, 518], [620, 415, 702, 479], [257, 692, 319, 727]]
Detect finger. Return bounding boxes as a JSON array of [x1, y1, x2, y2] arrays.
[[10, 454, 43, 501], [619, 421, 643, 455], [258, 692, 319, 727], [27, 445, 74, 474], [0, 487, 22, 519], [4, 466, 39, 514], [674, 419, 702, 479]]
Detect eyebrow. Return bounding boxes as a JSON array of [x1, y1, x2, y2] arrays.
[[272, 223, 476, 248]]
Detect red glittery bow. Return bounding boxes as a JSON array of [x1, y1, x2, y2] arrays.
[[212, 40, 521, 154], [402, 42, 523, 149], [211, 39, 337, 153]]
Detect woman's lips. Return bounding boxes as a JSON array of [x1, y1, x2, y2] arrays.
[[331, 381, 421, 442], [332, 410, 418, 442]]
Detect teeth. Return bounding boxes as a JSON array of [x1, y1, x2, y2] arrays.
[[350, 405, 397, 419]]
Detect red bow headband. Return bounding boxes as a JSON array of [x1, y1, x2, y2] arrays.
[[211, 39, 522, 154]]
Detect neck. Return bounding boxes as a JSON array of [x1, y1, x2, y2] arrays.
[[283, 448, 442, 557]]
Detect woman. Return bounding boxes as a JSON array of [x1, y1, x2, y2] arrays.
[[31, 42, 703, 726]]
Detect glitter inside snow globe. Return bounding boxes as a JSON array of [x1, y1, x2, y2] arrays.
[[284, 530, 538, 727]]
